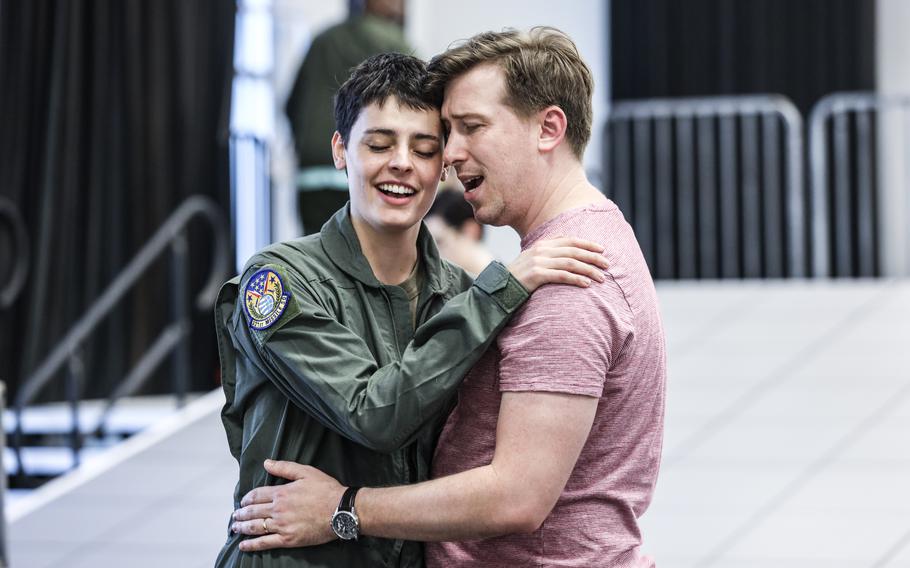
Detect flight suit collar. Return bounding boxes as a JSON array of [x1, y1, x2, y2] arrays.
[[320, 205, 451, 294]]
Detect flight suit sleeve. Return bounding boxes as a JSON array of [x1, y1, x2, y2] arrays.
[[236, 261, 528, 453]]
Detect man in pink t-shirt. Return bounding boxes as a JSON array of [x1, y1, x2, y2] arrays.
[[232, 27, 666, 566], [427, 200, 665, 567]]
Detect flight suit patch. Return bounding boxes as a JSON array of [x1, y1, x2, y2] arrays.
[[244, 268, 291, 331]]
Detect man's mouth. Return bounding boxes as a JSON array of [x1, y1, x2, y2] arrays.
[[377, 183, 416, 197], [462, 176, 484, 191]]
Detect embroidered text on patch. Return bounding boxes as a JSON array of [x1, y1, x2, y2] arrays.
[[244, 269, 291, 330]]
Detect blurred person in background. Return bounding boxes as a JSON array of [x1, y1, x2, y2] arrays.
[[215, 52, 608, 567], [234, 27, 666, 568], [286, 0, 412, 235], [424, 186, 494, 275]]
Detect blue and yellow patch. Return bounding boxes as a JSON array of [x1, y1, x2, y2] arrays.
[[244, 268, 291, 330]]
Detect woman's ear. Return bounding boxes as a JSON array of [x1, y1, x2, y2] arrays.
[[331, 131, 346, 170]]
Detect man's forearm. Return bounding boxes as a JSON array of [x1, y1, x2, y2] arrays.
[[232, 393, 596, 550], [356, 463, 541, 542]]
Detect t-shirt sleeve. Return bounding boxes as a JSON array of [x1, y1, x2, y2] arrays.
[[497, 279, 634, 397]]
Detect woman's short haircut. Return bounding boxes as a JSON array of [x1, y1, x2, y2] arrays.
[[334, 52, 437, 144]]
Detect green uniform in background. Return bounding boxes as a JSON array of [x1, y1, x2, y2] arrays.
[[214, 206, 529, 567], [286, 15, 412, 234]]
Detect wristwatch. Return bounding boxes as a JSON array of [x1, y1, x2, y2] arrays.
[[331, 487, 361, 540]]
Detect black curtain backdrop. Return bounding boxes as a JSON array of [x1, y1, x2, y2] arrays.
[[0, 0, 235, 402], [611, 0, 876, 114]]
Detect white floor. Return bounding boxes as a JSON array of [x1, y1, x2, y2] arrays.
[[642, 279, 910, 567], [6, 390, 236, 568], [6, 279, 910, 567], [4, 395, 203, 477]]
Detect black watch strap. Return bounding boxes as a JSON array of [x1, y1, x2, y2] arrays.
[[339, 487, 361, 512]]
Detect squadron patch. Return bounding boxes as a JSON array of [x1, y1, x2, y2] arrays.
[[244, 268, 291, 331]]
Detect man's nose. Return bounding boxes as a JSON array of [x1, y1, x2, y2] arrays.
[[443, 132, 466, 166]]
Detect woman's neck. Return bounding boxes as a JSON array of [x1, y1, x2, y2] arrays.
[[351, 216, 420, 285]]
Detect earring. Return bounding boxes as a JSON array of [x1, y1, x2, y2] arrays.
[[441, 165, 449, 182]]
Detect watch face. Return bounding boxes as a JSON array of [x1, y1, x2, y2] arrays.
[[332, 511, 359, 540]]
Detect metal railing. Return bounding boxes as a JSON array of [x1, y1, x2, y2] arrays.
[[605, 95, 807, 280], [809, 92, 910, 277], [11, 195, 229, 476], [0, 197, 29, 309]]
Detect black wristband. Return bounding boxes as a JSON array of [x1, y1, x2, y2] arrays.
[[339, 486, 361, 512]]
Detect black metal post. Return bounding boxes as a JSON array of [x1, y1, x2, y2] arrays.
[[0, 382, 9, 567], [67, 352, 84, 469], [12, 406, 23, 479]]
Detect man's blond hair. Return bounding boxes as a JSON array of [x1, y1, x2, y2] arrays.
[[427, 27, 594, 159]]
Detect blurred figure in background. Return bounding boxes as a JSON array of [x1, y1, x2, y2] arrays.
[[285, 0, 411, 234], [424, 186, 494, 275]]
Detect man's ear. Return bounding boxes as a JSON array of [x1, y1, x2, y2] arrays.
[[331, 131, 346, 170], [537, 105, 568, 153]]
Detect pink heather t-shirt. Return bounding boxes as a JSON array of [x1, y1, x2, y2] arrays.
[[427, 201, 666, 568]]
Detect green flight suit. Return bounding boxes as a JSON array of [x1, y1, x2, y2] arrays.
[[214, 206, 529, 567]]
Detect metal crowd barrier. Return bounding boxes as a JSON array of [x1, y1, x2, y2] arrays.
[[605, 95, 807, 280], [809, 92, 910, 277]]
